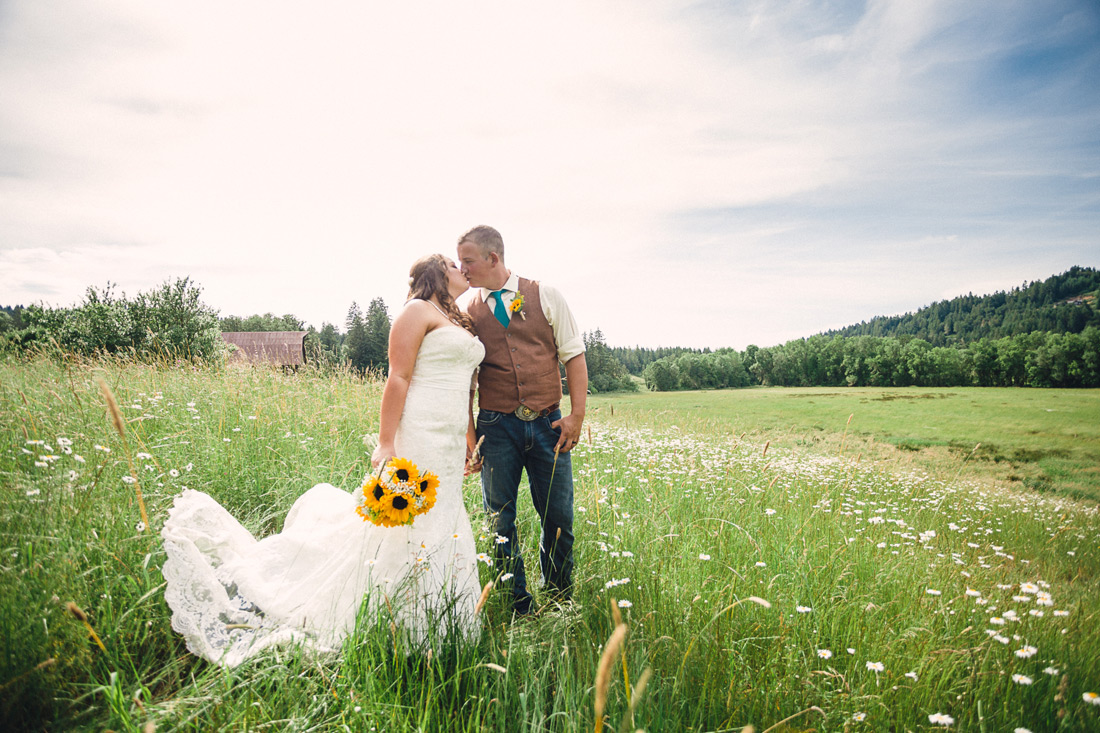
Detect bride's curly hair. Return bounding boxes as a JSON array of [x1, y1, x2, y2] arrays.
[[408, 254, 477, 336]]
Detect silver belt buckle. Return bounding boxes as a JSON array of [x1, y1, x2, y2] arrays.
[[515, 405, 539, 421]]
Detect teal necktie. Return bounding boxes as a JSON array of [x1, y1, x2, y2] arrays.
[[489, 289, 510, 328]]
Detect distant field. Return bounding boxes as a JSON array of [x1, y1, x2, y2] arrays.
[[590, 386, 1100, 503]]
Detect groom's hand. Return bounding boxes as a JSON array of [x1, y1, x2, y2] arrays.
[[465, 430, 483, 474], [551, 413, 584, 453]]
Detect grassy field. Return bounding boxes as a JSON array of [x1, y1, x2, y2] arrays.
[[2, 357, 1099, 731], [592, 386, 1100, 503]]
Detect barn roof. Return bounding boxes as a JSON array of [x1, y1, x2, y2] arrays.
[[221, 331, 307, 366]]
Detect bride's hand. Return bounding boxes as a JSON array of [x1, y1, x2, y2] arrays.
[[371, 442, 396, 469]]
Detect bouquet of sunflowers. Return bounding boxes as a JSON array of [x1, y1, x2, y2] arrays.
[[356, 457, 439, 527]]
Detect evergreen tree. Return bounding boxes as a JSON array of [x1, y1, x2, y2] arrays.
[[344, 302, 370, 374], [363, 297, 391, 375]]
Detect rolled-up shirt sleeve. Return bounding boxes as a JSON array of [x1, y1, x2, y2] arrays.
[[539, 282, 585, 363]]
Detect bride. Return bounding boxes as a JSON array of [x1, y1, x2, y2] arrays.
[[161, 255, 485, 667]]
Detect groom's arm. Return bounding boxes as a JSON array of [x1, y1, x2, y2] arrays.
[[553, 353, 587, 453]]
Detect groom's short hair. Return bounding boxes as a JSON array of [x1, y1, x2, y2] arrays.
[[459, 225, 504, 260]]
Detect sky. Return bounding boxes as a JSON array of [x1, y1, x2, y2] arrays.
[[1, 0, 1098, 350]]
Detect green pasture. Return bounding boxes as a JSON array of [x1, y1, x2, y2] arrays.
[[2, 357, 1099, 731], [592, 386, 1100, 503]]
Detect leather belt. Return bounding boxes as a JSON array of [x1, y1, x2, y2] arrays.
[[514, 403, 558, 421]]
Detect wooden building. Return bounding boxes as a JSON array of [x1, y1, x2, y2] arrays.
[[221, 331, 307, 368]]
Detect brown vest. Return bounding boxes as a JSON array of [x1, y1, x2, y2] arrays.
[[470, 278, 562, 413]]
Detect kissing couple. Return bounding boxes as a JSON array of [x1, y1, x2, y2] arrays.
[[161, 225, 589, 666]]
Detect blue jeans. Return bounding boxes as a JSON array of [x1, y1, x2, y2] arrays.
[[476, 408, 574, 610]]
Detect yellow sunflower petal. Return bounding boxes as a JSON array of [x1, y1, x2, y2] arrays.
[[386, 457, 420, 486]]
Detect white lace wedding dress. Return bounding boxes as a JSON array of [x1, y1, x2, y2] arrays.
[[162, 325, 485, 667]]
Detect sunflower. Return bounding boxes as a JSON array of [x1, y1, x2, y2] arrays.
[[385, 457, 419, 486], [413, 464, 440, 499], [360, 475, 385, 511], [381, 490, 415, 525], [509, 294, 525, 313]]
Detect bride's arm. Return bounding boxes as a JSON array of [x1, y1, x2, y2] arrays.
[[371, 303, 431, 468], [464, 369, 481, 474]]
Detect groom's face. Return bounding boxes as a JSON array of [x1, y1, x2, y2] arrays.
[[457, 241, 495, 288]]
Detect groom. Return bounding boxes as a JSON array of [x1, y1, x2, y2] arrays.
[[458, 225, 588, 615]]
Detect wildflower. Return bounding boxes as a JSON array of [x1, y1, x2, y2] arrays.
[[617, 600, 632, 608], [1053, 610, 1069, 617], [26, 488, 40, 496], [1043, 667, 1059, 675], [905, 671, 918, 681], [1019, 582, 1039, 594], [476, 553, 492, 566], [1015, 645, 1038, 658], [990, 617, 1005, 625], [169, 469, 179, 478], [34, 461, 48, 468], [1011, 674, 1033, 685], [495, 534, 509, 545], [698, 553, 711, 561], [135, 521, 146, 532], [847, 648, 856, 655], [965, 588, 981, 597], [817, 649, 833, 659], [866, 661, 884, 672], [928, 713, 955, 725], [136, 452, 152, 460], [68, 470, 78, 481], [1015, 728, 1034, 733], [852, 712, 866, 721], [94, 445, 111, 453], [122, 476, 136, 484], [501, 573, 514, 581], [993, 634, 1009, 644], [755, 561, 766, 568], [765, 508, 776, 516], [1083, 692, 1099, 706], [796, 606, 812, 613], [74, 454, 85, 463], [926, 589, 942, 596]]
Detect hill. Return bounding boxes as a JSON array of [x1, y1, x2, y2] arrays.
[[822, 265, 1100, 345]]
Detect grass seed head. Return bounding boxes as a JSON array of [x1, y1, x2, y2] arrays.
[[97, 378, 126, 440], [594, 623, 628, 732]]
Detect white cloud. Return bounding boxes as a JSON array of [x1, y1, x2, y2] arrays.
[[1, 0, 1097, 348]]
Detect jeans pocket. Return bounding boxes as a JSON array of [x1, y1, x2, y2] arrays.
[[477, 410, 503, 427]]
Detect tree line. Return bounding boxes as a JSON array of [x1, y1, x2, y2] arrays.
[[824, 265, 1099, 346], [5, 266, 1097, 390], [639, 330, 1100, 390]]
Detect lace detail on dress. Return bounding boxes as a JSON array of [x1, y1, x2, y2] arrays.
[[162, 328, 486, 667]]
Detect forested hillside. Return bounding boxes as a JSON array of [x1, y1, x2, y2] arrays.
[[823, 266, 1100, 345]]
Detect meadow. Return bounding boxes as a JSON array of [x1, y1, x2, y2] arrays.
[[2, 356, 1099, 731], [597, 386, 1100, 503]]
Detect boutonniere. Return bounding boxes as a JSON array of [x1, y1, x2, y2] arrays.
[[510, 294, 526, 320]]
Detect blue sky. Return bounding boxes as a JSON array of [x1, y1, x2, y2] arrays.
[[1, 0, 1097, 349]]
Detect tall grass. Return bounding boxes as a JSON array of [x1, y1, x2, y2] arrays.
[[2, 355, 1098, 731]]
